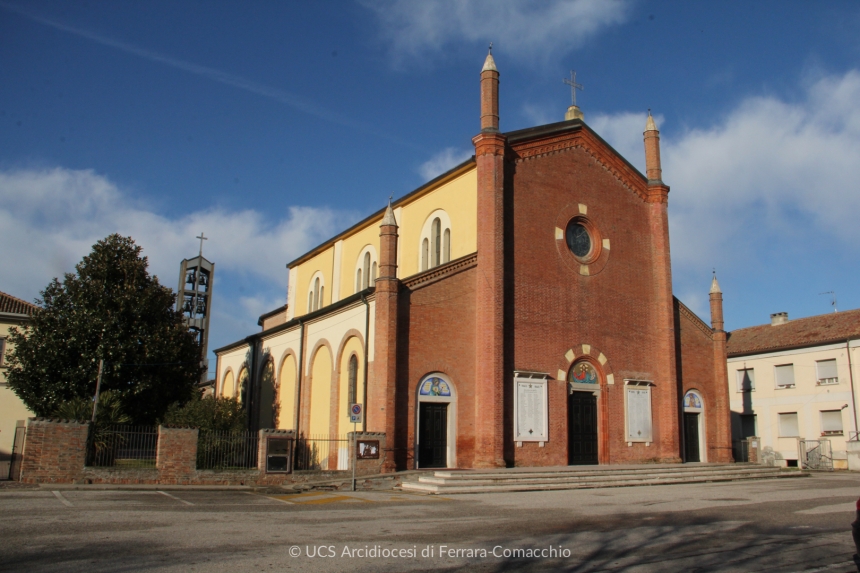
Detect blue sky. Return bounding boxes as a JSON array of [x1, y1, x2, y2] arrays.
[[2, 0, 860, 376]]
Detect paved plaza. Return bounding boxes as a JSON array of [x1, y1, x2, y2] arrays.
[[1, 472, 859, 572]]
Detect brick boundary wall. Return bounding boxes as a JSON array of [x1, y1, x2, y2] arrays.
[[18, 418, 389, 486]]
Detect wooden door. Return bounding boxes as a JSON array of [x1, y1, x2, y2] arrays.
[[419, 403, 448, 468], [568, 392, 598, 465]]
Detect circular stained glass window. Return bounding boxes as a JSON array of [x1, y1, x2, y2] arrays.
[[565, 220, 591, 258]]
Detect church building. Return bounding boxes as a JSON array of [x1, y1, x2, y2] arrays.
[[214, 52, 734, 470]]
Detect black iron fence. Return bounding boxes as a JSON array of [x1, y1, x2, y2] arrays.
[[294, 434, 349, 471], [87, 425, 158, 468], [197, 430, 259, 470]]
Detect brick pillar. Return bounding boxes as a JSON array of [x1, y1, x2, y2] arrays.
[[369, 203, 399, 472], [349, 432, 387, 476], [156, 426, 198, 484], [471, 51, 506, 468], [19, 418, 88, 483], [709, 278, 733, 462], [645, 112, 681, 462]]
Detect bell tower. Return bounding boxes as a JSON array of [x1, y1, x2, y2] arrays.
[[177, 232, 215, 383]]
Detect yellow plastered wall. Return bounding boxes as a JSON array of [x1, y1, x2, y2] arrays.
[[397, 168, 477, 277], [296, 246, 334, 316], [337, 337, 365, 435], [309, 346, 332, 436], [291, 165, 477, 313], [278, 354, 297, 430], [339, 224, 382, 300]]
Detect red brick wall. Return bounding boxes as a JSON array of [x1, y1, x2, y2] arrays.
[[508, 133, 680, 464], [674, 301, 733, 463], [400, 260, 477, 469], [19, 418, 88, 483], [156, 427, 198, 483]]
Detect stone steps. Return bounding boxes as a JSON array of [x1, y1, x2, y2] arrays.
[[400, 464, 807, 495]]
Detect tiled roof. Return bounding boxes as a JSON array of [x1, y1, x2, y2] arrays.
[[0, 290, 38, 316], [727, 308, 860, 357]]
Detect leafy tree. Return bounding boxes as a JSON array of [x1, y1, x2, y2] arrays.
[[52, 390, 132, 425], [6, 234, 204, 424], [162, 395, 247, 432]]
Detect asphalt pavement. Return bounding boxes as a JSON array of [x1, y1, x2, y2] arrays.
[[1, 472, 859, 572]]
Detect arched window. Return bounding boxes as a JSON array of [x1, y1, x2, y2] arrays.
[[307, 273, 326, 313], [348, 354, 358, 405], [353, 246, 378, 293], [363, 252, 371, 289], [419, 210, 452, 272], [432, 218, 441, 267], [313, 277, 320, 311]]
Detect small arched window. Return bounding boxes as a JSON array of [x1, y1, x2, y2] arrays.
[[354, 247, 378, 293], [348, 354, 358, 405], [432, 218, 441, 267], [443, 228, 451, 264], [363, 252, 371, 289], [422, 238, 429, 271], [313, 277, 320, 311]]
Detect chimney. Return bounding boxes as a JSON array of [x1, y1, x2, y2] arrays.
[[770, 312, 789, 326]]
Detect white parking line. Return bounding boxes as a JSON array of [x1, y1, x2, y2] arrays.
[[52, 490, 73, 507], [157, 490, 194, 506]]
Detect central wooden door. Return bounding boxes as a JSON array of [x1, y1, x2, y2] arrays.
[[568, 391, 598, 465], [419, 402, 448, 468], [684, 413, 700, 462]]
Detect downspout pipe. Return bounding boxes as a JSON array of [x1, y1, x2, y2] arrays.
[[361, 293, 370, 433]]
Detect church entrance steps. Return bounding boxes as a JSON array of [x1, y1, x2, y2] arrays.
[[399, 464, 807, 494]]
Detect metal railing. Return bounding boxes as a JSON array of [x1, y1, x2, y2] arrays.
[[294, 434, 350, 471], [799, 439, 833, 471], [87, 425, 158, 468], [197, 430, 259, 470]]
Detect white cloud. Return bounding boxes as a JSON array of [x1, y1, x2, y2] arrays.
[[0, 167, 347, 349], [363, 0, 629, 66], [418, 147, 473, 180], [664, 70, 860, 268]]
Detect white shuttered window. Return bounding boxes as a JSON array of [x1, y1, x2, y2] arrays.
[[778, 412, 799, 437], [775, 364, 795, 388], [816, 359, 838, 385]]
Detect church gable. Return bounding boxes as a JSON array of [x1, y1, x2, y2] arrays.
[[507, 121, 649, 202]]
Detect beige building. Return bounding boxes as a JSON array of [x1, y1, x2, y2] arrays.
[[727, 309, 860, 469], [0, 290, 37, 478]]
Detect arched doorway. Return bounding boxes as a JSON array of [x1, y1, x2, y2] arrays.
[[415, 374, 457, 469], [683, 390, 706, 462], [567, 361, 600, 465]]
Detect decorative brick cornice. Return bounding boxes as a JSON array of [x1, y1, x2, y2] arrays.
[[511, 129, 649, 202], [675, 297, 714, 339], [402, 253, 477, 290]]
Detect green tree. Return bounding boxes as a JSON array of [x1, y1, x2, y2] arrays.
[[6, 234, 204, 424], [162, 395, 247, 432]]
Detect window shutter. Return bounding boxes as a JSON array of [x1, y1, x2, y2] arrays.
[[778, 413, 799, 437], [820, 410, 843, 433], [775, 364, 795, 387], [816, 359, 838, 381]]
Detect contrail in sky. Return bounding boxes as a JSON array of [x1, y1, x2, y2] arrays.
[[0, 2, 417, 148]]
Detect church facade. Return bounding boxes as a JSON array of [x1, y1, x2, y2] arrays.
[[214, 53, 733, 470]]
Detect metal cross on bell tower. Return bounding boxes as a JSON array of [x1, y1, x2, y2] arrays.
[[177, 232, 216, 384]]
